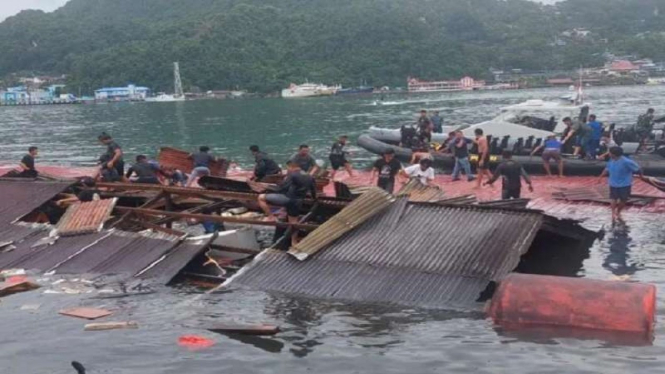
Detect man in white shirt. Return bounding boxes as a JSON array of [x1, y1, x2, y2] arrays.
[[401, 158, 436, 187]]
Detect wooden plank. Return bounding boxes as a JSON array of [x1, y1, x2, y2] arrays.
[[209, 244, 261, 255], [207, 324, 280, 336], [134, 219, 186, 237], [0, 281, 40, 297], [59, 307, 113, 320], [115, 207, 320, 231], [84, 321, 139, 331]]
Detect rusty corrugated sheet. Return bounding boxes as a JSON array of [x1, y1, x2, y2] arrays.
[[553, 185, 655, 206], [56, 199, 117, 236], [230, 199, 546, 309], [158, 147, 228, 176], [138, 235, 214, 282], [288, 188, 395, 260], [398, 179, 448, 203]]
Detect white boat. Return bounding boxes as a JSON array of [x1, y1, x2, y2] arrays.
[[368, 89, 590, 144], [145, 62, 186, 103], [281, 83, 337, 98]]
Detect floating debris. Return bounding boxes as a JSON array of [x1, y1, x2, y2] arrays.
[[0, 280, 40, 297], [84, 321, 139, 331], [59, 307, 113, 320], [208, 324, 280, 336]]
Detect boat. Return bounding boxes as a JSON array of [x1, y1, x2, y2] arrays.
[[145, 62, 186, 103], [281, 83, 337, 98], [357, 134, 665, 176], [336, 86, 374, 95]]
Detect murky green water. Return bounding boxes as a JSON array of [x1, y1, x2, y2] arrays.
[[1, 85, 665, 373]]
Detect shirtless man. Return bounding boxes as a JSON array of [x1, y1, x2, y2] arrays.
[[475, 129, 491, 188]]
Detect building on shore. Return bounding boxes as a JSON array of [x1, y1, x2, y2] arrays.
[[0, 84, 76, 105], [94, 85, 150, 101]]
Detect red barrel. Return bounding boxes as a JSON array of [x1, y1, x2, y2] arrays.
[[489, 274, 656, 335]]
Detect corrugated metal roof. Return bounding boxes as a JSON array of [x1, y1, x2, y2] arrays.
[[158, 147, 228, 176], [0, 180, 71, 226], [288, 188, 395, 260], [56, 199, 117, 236], [0, 231, 112, 271], [138, 235, 214, 282], [54, 231, 179, 275], [397, 179, 448, 203], [231, 198, 545, 309]]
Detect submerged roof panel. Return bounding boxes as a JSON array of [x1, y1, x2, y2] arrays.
[[138, 235, 214, 282], [231, 199, 545, 309]]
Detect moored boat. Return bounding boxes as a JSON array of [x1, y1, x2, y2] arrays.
[[281, 83, 337, 98]]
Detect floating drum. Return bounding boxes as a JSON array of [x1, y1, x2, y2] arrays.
[[489, 274, 656, 336]]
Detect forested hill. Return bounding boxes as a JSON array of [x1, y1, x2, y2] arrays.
[[0, 0, 664, 93]]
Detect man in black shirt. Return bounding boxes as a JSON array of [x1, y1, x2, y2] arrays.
[[289, 145, 319, 176], [258, 161, 317, 245], [329, 135, 354, 179], [451, 130, 475, 182], [485, 150, 534, 199], [18, 146, 39, 178], [249, 145, 282, 181], [186, 146, 217, 187], [125, 155, 161, 184], [371, 148, 402, 194], [98, 133, 124, 177]]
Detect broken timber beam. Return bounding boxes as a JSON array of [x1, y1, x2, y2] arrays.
[[114, 207, 320, 231]]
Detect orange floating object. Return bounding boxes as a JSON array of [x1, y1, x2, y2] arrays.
[[489, 274, 656, 335], [6, 276, 28, 285], [178, 335, 215, 349]]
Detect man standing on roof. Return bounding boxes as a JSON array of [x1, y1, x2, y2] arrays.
[[485, 150, 533, 200], [249, 145, 282, 181], [401, 158, 436, 187], [475, 128, 491, 189], [186, 146, 217, 187], [531, 134, 564, 177], [257, 160, 317, 245], [329, 135, 354, 180], [98, 133, 124, 177], [430, 111, 444, 133], [451, 130, 475, 182], [18, 146, 39, 178], [371, 148, 402, 194], [598, 147, 644, 224], [290, 145, 319, 176]]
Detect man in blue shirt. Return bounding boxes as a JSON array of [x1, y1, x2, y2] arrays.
[[531, 134, 564, 177], [598, 147, 644, 224], [585, 114, 603, 160], [430, 111, 443, 133]]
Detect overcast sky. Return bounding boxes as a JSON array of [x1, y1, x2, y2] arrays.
[[0, 0, 70, 22], [0, 0, 561, 22]]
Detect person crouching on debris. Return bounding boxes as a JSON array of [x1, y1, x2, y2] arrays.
[[249, 145, 282, 182], [186, 146, 217, 187], [598, 146, 644, 225], [485, 150, 533, 200], [258, 160, 317, 245], [400, 158, 436, 187], [530, 134, 564, 177], [371, 148, 402, 194], [96, 154, 121, 182], [98, 133, 124, 176], [18, 146, 39, 178], [125, 155, 161, 184]]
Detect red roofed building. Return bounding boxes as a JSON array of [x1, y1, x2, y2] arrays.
[[609, 60, 638, 72]]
